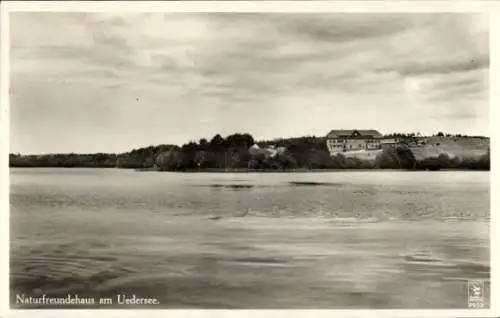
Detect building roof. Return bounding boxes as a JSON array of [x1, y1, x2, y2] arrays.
[[326, 129, 383, 139]]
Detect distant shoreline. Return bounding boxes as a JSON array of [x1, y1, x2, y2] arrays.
[[9, 134, 490, 172], [9, 167, 488, 172], [137, 168, 488, 173]]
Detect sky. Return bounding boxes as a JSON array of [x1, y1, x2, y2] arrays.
[[10, 13, 489, 154]]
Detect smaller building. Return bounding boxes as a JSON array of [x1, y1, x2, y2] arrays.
[[380, 137, 407, 150], [248, 144, 286, 158]]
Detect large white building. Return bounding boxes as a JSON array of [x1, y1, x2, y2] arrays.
[[326, 129, 383, 155], [326, 129, 408, 156]]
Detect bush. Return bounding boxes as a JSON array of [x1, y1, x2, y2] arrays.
[[414, 151, 489, 171], [375, 148, 400, 169]]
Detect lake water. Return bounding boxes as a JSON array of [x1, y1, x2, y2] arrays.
[[10, 168, 490, 308]]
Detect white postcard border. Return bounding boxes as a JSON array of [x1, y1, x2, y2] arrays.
[[0, 1, 498, 317]]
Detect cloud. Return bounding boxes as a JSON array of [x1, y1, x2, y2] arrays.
[[376, 56, 489, 76], [274, 14, 416, 42], [9, 12, 489, 153]]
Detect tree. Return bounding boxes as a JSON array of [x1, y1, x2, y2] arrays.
[[248, 159, 261, 170], [209, 134, 225, 153], [274, 151, 298, 170], [331, 154, 347, 169], [199, 138, 209, 150], [224, 133, 255, 149], [230, 148, 252, 168], [156, 150, 181, 171], [396, 147, 416, 169], [479, 149, 490, 170], [375, 149, 400, 169], [346, 157, 363, 169]]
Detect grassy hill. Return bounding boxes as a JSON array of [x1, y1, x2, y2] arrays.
[[341, 149, 383, 161], [408, 136, 489, 161]]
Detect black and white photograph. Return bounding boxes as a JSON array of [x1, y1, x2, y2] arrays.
[[1, 3, 494, 313]]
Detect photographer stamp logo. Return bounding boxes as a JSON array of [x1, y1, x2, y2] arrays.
[[467, 280, 484, 308]]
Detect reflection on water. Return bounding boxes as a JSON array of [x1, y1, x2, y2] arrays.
[[10, 168, 490, 308]]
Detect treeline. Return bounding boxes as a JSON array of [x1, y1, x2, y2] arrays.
[[116, 144, 178, 168], [9, 144, 177, 169], [9, 132, 490, 171], [384, 132, 488, 138], [156, 133, 255, 170], [155, 134, 490, 171], [414, 152, 490, 171], [155, 134, 349, 171], [9, 153, 118, 168]]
